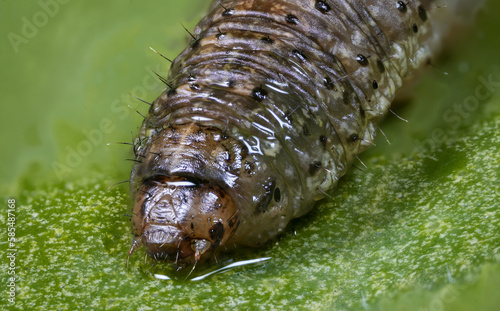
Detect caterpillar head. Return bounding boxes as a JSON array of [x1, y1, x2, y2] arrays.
[[128, 175, 239, 268]]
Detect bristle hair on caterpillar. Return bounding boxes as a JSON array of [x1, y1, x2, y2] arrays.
[[126, 0, 484, 271]]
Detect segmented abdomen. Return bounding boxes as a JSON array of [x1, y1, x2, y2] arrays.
[[130, 0, 472, 252]]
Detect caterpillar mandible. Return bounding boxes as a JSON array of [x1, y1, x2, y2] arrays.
[[127, 0, 482, 269]]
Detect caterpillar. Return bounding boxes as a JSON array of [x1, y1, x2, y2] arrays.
[[127, 0, 482, 269]]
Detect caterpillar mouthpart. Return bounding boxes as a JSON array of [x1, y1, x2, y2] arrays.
[[142, 225, 190, 259], [191, 239, 212, 261], [129, 175, 239, 268]]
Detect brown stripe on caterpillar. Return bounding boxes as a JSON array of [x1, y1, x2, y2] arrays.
[[127, 0, 483, 270]]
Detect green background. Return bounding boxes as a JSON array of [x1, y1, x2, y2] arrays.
[[0, 0, 499, 310]]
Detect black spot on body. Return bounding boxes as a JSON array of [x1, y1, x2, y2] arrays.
[[227, 79, 236, 88], [349, 133, 359, 142], [324, 76, 335, 90], [412, 23, 418, 33], [167, 87, 177, 96], [261, 36, 274, 44], [315, 1, 331, 13], [377, 59, 385, 73], [292, 49, 307, 61], [285, 14, 299, 24], [257, 180, 276, 213], [274, 188, 281, 202], [209, 222, 224, 248], [396, 1, 407, 13], [418, 6, 428, 21], [251, 87, 267, 102], [218, 188, 226, 198], [245, 161, 255, 175], [372, 80, 378, 89], [309, 161, 322, 175], [190, 39, 200, 49], [222, 8, 234, 16], [180, 192, 189, 204], [360, 106, 366, 118], [356, 54, 369, 66], [319, 135, 327, 148]]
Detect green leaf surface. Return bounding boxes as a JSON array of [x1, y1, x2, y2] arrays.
[[1, 1, 499, 310]]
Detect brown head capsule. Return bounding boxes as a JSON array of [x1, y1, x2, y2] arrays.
[[128, 175, 239, 267]]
